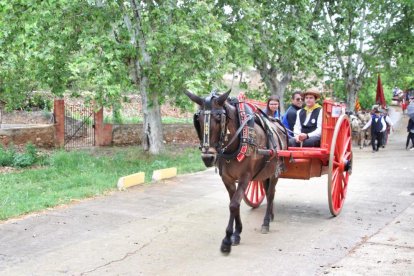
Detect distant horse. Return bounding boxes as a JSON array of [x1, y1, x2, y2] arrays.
[[185, 90, 288, 253], [349, 114, 362, 146], [357, 111, 371, 149]]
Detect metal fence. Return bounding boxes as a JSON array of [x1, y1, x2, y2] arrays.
[[64, 104, 95, 148]]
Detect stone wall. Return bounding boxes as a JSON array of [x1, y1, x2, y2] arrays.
[[0, 123, 198, 149], [0, 125, 56, 148], [112, 124, 198, 146]]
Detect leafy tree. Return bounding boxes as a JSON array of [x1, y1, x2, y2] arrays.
[[214, 0, 324, 111], [319, 0, 412, 111], [115, 0, 229, 154], [375, 0, 414, 90], [1, 1, 230, 154], [0, 1, 127, 108]]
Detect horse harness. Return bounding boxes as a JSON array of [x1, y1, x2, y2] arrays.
[[193, 92, 228, 154], [193, 92, 286, 164]]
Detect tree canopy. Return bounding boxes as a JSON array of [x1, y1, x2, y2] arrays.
[[1, 0, 413, 152]]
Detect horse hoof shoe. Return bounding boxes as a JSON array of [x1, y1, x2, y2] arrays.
[[261, 226, 269, 234]]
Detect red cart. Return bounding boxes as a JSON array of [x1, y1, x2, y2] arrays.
[[244, 99, 352, 216]]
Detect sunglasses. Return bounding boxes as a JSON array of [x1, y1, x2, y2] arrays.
[[294, 98, 303, 101]]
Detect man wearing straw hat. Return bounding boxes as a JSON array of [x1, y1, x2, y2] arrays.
[[289, 87, 323, 147]]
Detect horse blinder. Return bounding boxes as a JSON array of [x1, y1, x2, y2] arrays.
[[193, 108, 227, 153]]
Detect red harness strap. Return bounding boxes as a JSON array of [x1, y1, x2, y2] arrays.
[[237, 92, 249, 162]]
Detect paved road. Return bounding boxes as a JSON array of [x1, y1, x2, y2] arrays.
[[0, 108, 413, 276]]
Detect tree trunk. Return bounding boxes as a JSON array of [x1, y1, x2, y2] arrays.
[[345, 75, 362, 113], [125, 0, 164, 154], [129, 58, 164, 154], [258, 65, 292, 114], [141, 87, 164, 154]]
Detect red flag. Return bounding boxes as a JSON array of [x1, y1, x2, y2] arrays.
[[376, 74, 386, 108]]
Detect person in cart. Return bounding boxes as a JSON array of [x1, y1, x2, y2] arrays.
[[289, 88, 323, 147], [264, 95, 281, 119], [282, 91, 303, 137]]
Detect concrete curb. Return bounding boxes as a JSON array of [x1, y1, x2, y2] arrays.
[[152, 167, 177, 181], [117, 172, 145, 190]]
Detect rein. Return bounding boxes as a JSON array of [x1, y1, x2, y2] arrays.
[[220, 113, 252, 154]]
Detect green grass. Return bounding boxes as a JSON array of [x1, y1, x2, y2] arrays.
[[0, 145, 205, 221]]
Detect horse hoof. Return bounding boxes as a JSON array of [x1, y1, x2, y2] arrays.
[[231, 235, 241, 246], [220, 241, 232, 253], [261, 225, 269, 234]]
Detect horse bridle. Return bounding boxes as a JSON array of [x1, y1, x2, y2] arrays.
[[193, 93, 227, 153]]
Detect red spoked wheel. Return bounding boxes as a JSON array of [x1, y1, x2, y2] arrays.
[[243, 180, 266, 208], [328, 114, 353, 216]]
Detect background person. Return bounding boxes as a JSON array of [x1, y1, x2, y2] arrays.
[[282, 91, 303, 137], [406, 118, 414, 150], [362, 107, 386, 152], [264, 95, 281, 119], [289, 88, 323, 147], [382, 107, 394, 147]]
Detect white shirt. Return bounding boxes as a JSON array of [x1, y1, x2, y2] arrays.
[[384, 115, 393, 127], [293, 108, 323, 138], [362, 116, 386, 132]]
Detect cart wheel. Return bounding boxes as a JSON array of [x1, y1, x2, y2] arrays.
[[328, 114, 353, 216], [243, 180, 266, 208]]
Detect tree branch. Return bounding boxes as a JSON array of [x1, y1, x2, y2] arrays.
[[322, 3, 346, 73]]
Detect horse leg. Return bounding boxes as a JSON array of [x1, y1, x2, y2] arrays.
[[221, 176, 249, 253], [230, 178, 249, 246], [262, 177, 278, 234], [220, 178, 237, 253]]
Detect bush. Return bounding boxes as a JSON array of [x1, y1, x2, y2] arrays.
[[0, 143, 39, 168], [0, 145, 16, 166], [22, 94, 53, 111]]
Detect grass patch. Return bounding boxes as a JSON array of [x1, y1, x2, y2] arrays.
[[0, 145, 205, 221]]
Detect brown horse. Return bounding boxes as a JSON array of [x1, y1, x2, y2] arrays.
[[185, 89, 288, 253]]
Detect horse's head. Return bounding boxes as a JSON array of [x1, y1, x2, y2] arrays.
[[185, 89, 231, 167], [349, 115, 361, 132]]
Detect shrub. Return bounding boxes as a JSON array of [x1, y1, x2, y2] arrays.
[[0, 145, 16, 166], [0, 143, 39, 168]]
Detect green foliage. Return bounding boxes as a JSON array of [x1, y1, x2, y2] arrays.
[[212, 0, 325, 109], [21, 93, 53, 111], [318, 0, 413, 110], [0, 145, 16, 167], [0, 0, 412, 118], [0, 143, 39, 168], [244, 89, 268, 102]]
